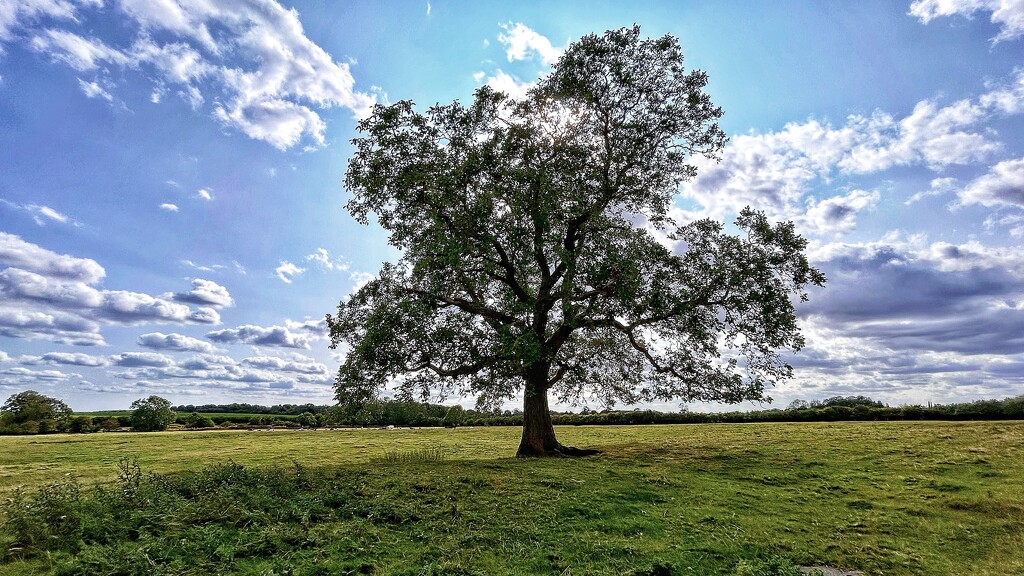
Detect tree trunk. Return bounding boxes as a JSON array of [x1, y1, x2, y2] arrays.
[[515, 367, 601, 457], [516, 380, 561, 457]]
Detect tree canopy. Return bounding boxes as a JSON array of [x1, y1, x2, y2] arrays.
[[130, 396, 176, 432], [327, 26, 825, 456], [0, 390, 72, 433]]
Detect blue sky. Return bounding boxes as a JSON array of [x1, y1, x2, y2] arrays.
[[1, 0, 1022, 411]]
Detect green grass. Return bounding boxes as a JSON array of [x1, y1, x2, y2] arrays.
[[0, 422, 1021, 575]]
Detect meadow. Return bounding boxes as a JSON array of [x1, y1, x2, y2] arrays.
[[0, 421, 1021, 575]]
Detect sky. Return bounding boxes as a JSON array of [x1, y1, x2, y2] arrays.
[[0, 0, 1022, 412]]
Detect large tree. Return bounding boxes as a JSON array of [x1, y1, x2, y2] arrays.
[[327, 27, 825, 456]]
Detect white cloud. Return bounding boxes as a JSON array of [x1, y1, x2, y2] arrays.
[[984, 211, 1024, 237], [196, 188, 213, 201], [180, 259, 246, 275], [160, 203, 179, 212], [29, 28, 128, 71], [958, 155, 1024, 207], [838, 98, 999, 173], [242, 354, 327, 374], [284, 318, 327, 340], [170, 278, 234, 307], [275, 261, 305, 283], [0, 231, 104, 282], [906, 177, 959, 205], [113, 352, 174, 367], [21, 351, 109, 367], [0, 200, 81, 227], [910, 0, 1024, 42], [497, 22, 562, 66], [305, 247, 348, 271], [6, 0, 376, 150], [138, 332, 215, 353], [0, 306, 103, 345], [0, 366, 81, 385], [980, 68, 1024, 114], [0, 233, 223, 345], [480, 69, 533, 100], [206, 324, 312, 349], [0, 0, 100, 43], [77, 77, 112, 100], [679, 71, 1024, 227], [349, 270, 375, 293], [798, 189, 880, 236]]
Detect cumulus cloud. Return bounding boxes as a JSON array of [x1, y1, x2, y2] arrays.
[[170, 278, 234, 307], [284, 318, 327, 340], [0, 233, 223, 345], [275, 261, 305, 283], [770, 231, 1024, 406], [138, 332, 215, 353], [497, 22, 562, 66], [479, 69, 533, 100], [206, 324, 311, 349], [473, 23, 558, 100], [679, 71, 1024, 229], [305, 248, 347, 271], [958, 155, 1024, 207], [160, 203, 179, 212], [20, 352, 109, 367], [0, 306, 103, 345], [242, 354, 327, 374], [179, 354, 237, 371], [798, 189, 880, 236], [0, 231, 104, 282], [112, 352, 174, 367], [0, 367, 81, 386], [910, 0, 1024, 42], [802, 234, 1024, 355], [906, 177, 958, 205], [3, 0, 376, 149]]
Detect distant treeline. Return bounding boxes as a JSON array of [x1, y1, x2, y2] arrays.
[[172, 403, 332, 416], [329, 394, 1024, 428], [4, 393, 1024, 435]]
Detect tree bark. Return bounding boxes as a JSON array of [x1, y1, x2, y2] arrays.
[[516, 366, 600, 457]]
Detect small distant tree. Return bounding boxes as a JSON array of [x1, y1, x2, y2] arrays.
[[442, 405, 466, 427], [786, 399, 810, 411], [297, 412, 318, 428], [98, 417, 121, 431], [184, 412, 214, 429], [129, 396, 175, 432], [68, 415, 95, 433]]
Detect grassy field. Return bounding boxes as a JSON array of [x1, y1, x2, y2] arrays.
[[0, 421, 1021, 575]]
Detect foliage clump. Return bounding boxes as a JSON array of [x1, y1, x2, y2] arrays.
[[0, 391, 73, 435], [130, 395, 176, 432]]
